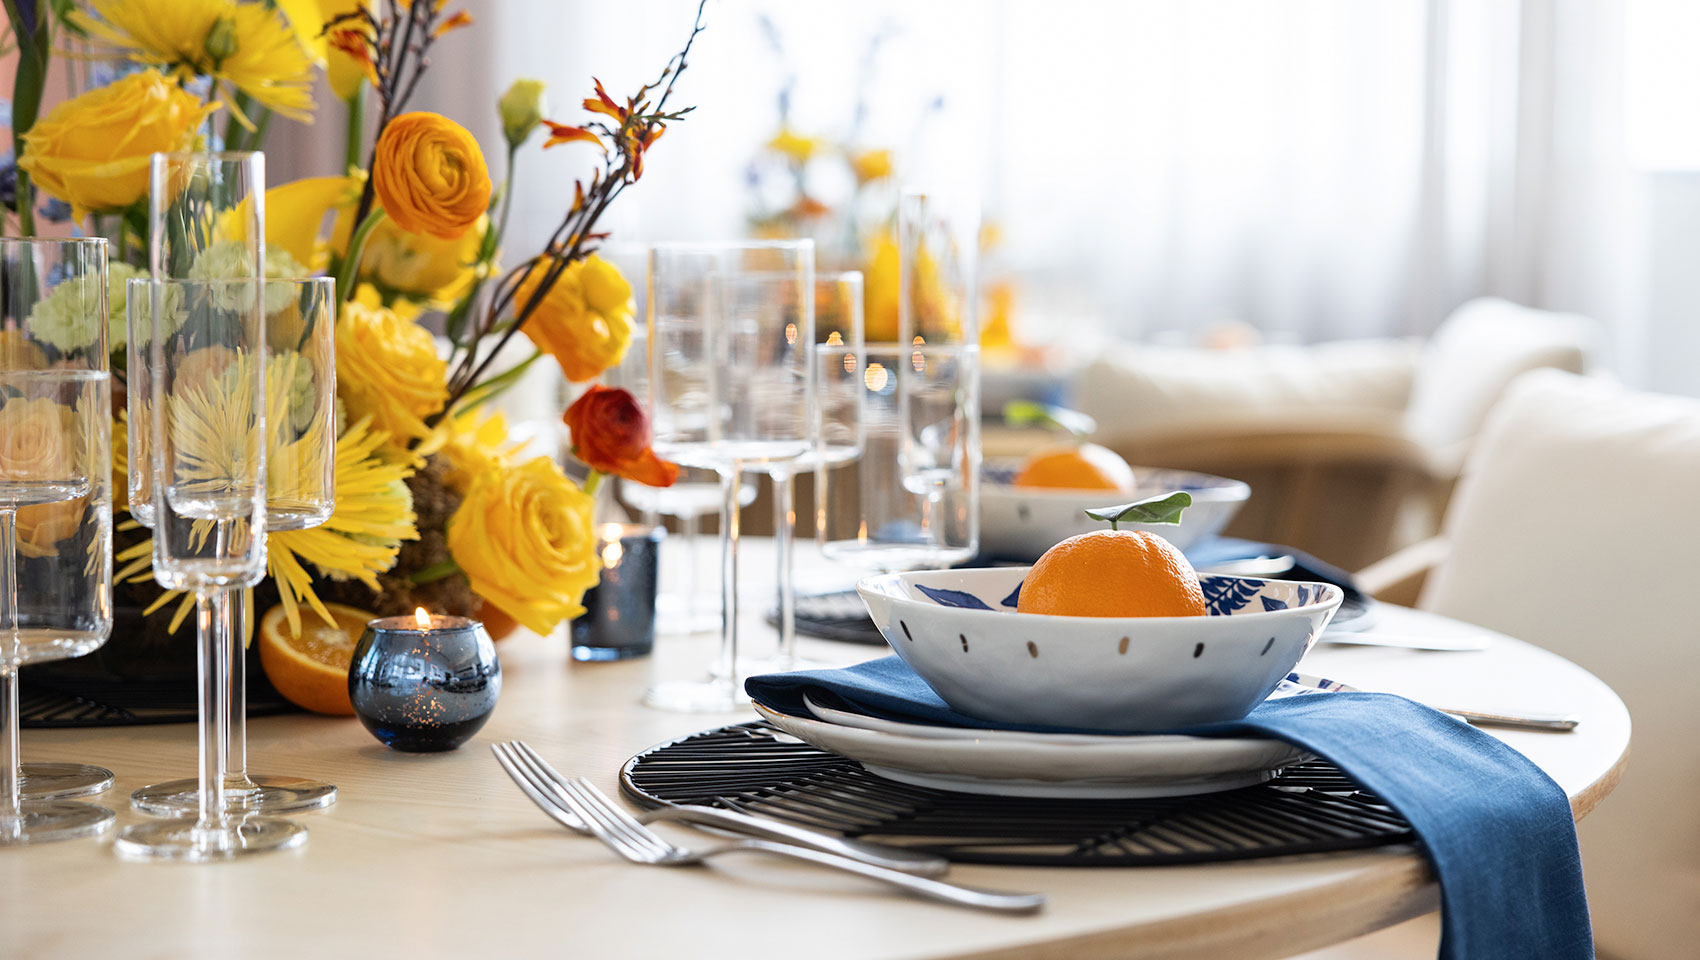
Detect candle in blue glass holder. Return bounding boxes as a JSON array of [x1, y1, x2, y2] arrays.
[[348, 609, 501, 752], [571, 523, 664, 661]]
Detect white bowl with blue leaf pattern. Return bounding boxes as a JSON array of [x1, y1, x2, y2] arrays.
[[980, 461, 1251, 560], [856, 567, 1342, 732]]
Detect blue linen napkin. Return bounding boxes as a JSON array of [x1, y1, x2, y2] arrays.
[[746, 657, 1591, 960]]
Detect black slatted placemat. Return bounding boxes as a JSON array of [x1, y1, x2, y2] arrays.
[[621, 721, 1415, 866]]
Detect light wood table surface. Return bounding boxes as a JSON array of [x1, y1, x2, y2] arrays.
[[4, 542, 1627, 960]]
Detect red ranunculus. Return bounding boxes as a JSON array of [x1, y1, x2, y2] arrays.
[[564, 385, 679, 487]]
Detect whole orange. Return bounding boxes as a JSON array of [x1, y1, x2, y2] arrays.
[[1016, 530, 1207, 618], [1013, 443, 1137, 492]]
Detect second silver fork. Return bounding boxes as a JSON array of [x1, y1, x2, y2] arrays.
[[546, 770, 1045, 914]]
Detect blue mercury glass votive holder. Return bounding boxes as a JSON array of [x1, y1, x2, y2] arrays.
[[348, 613, 501, 752], [571, 523, 665, 661]]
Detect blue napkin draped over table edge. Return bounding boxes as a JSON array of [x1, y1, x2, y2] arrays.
[[746, 657, 1591, 960]]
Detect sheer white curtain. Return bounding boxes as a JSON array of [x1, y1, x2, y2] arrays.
[[267, 0, 1666, 386]]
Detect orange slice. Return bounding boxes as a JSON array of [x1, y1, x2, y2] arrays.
[[258, 602, 373, 716]]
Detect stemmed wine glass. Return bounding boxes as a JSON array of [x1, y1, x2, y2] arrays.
[[645, 240, 815, 711], [114, 277, 306, 860], [0, 237, 117, 844], [128, 150, 338, 817], [821, 190, 981, 576], [746, 270, 864, 672], [819, 344, 978, 573]]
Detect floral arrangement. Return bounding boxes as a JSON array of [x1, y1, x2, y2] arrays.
[[3, 0, 702, 645]]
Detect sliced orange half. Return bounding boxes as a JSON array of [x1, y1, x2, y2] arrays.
[[258, 602, 373, 716]]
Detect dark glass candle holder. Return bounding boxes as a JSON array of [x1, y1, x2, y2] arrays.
[[571, 524, 664, 661], [348, 613, 501, 752]]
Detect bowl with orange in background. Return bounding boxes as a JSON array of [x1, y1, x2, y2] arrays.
[[856, 494, 1342, 732]]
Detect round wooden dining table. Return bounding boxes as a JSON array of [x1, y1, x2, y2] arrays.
[[3, 541, 1627, 960]]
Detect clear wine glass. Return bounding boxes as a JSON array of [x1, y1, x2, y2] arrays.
[[0, 237, 117, 844], [128, 274, 339, 816], [601, 244, 754, 637], [645, 240, 815, 711], [745, 270, 864, 673], [113, 277, 305, 861], [819, 344, 978, 574]]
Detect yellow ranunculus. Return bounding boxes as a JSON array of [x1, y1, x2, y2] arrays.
[[372, 111, 492, 240], [516, 254, 633, 382], [334, 207, 484, 306], [446, 456, 599, 635], [263, 174, 364, 270], [334, 298, 448, 451], [18, 71, 214, 220], [0, 397, 76, 484]]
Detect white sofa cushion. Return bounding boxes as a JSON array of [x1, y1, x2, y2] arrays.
[[1420, 369, 1700, 959], [1404, 298, 1593, 451], [1075, 339, 1420, 445]]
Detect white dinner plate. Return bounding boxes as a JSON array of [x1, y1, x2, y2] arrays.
[[750, 683, 1322, 799]]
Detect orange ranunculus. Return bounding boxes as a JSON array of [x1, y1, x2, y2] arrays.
[[563, 385, 678, 488], [371, 112, 491, 240]]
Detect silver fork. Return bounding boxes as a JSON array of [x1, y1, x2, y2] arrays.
[[493, 741, 948, 875], [521, 767, 1045, 914]]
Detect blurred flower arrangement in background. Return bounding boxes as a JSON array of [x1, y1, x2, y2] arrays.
[[741, 12, 1017, 353], [2, 0, 700, 668]]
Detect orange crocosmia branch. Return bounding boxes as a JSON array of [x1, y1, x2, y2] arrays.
[[583, 78, 627, 123], [328, 29, 379, 86], [543, 121, 605, 152], [433, 10, 473, 37]]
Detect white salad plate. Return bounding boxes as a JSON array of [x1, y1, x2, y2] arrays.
[[750, 676, 1335, 799]]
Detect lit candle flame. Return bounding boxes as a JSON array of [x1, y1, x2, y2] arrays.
[[600, 523, 625, 569], [414, 607, 432, 630]]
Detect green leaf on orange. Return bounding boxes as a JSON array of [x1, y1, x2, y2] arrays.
[[1084, 491, 1192, 530]]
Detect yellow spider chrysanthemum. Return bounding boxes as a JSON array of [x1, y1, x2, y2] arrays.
[[73, 0, 316, 125], [268, 417, 419, 633], [115, 417, 419, 637]]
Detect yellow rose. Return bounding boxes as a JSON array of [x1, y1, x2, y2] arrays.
[[14, 500, 84, 560], [333, 207, 485, 306], [18, 71, 215, 220], [0, 397, 76, 485], [516, 256, 633, 382], [0, 331, 49, 371], [372, 111, 492, 240], [335, 299, 448, 450], [446, 456, 599, 635]]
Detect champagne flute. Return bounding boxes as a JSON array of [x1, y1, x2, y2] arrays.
[[0, 237, 117, 843], [127, 274, 339, 816], [645, 241, 815, 711], [114, 278, 305, 860]]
